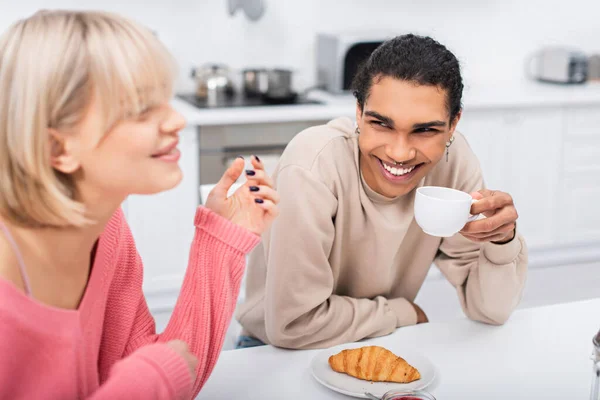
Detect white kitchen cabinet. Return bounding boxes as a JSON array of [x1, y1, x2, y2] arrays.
[[459, 108, 564, 248], [500, 108, 563, 248], [457, 110, 509, 190], [559, 106, 600, 244], [561, 174, 600, 244]]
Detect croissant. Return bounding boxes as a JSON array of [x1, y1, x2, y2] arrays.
[[328, 346, 421, 383]]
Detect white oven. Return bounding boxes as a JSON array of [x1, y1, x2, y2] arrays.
[[196, 121, 324, 203]]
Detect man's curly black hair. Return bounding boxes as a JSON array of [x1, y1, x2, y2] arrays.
[[352, 34, 464, 122]]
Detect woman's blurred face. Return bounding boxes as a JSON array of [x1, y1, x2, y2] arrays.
[[52, 96, 186, 207]]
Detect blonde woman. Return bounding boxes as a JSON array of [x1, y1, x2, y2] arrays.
[[0, 10, 278, 399]]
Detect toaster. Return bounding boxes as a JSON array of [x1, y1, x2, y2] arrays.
[[528, 47, 588, 84]]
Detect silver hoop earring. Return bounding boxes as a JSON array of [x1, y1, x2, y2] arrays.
[[445, 136, 455, 162], [356, 127, 360, 135]]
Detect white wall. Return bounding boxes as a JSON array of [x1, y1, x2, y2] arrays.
[[2, 0, 600, 93]]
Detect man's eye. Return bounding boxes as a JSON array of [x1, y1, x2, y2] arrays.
[[370, 121, 388, 128], [415, 128, 437, 133]]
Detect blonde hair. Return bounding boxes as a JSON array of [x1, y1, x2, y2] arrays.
[[0, 10, 176, 227]]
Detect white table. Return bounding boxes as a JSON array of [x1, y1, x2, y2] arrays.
[[198, 299, 600, 399]]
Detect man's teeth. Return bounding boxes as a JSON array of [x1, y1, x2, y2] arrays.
[[382, 161, 416, 176]]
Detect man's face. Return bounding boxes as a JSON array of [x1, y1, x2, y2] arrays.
[[357, 77, 460, 198]]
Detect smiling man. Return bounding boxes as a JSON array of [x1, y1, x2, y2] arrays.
[[236, 34, 528, 350]]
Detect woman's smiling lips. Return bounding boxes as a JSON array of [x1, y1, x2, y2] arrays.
[[151, 140, 180, 162]]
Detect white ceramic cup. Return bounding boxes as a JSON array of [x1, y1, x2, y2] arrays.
[[414, 186, 479, 237]]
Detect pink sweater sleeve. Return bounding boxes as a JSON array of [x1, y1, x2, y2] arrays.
[[98, 207, 260, 399], [90, 343, 192, 399]]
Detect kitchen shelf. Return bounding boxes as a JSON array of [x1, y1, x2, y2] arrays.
[[173, 81, 600, 127]]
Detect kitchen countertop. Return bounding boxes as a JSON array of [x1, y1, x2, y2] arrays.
[[173, 81, 600, 127]]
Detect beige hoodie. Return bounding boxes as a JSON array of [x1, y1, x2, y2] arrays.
[[236, 117, 528, 349]]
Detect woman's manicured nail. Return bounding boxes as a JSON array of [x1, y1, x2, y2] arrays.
[[237, 155, 244, 160], [245, 170, 256, 176], [249, 186, 259, 192], [253, 155, 261, 162], [255, 198, 264, 204]]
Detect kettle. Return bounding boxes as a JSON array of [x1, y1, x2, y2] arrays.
[[591, 328, 600, 400], [191, 64, 235, 104]]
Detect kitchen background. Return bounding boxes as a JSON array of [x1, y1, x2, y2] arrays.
[[2, 0, 600, 91], [3, 0, 599, 349]]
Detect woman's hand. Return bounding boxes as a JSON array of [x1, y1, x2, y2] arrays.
[[166, 340, 197, 379], [460, 189, 518, 244], [205, 156, 279, 235]]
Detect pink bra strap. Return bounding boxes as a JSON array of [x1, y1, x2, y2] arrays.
[[0, 222, 32, 296]]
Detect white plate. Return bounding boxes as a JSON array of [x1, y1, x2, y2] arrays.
[[310, 343, 436, 399]]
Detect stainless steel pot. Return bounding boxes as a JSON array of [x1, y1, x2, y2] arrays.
[[265, 69, 293, 98], [242, 68, 294, 100], [191, 64, 235, 103], [242, 68, 268, 97]]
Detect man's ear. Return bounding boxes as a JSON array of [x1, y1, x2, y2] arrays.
[[449, 110, 462, 134], [49, 128, 80, 174], [355, 102, 363, 128]]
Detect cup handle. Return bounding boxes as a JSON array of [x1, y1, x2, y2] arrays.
[[467, 199, 481, 222]]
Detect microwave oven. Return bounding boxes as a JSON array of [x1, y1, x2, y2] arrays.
[[316, 32, 397, 93]]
